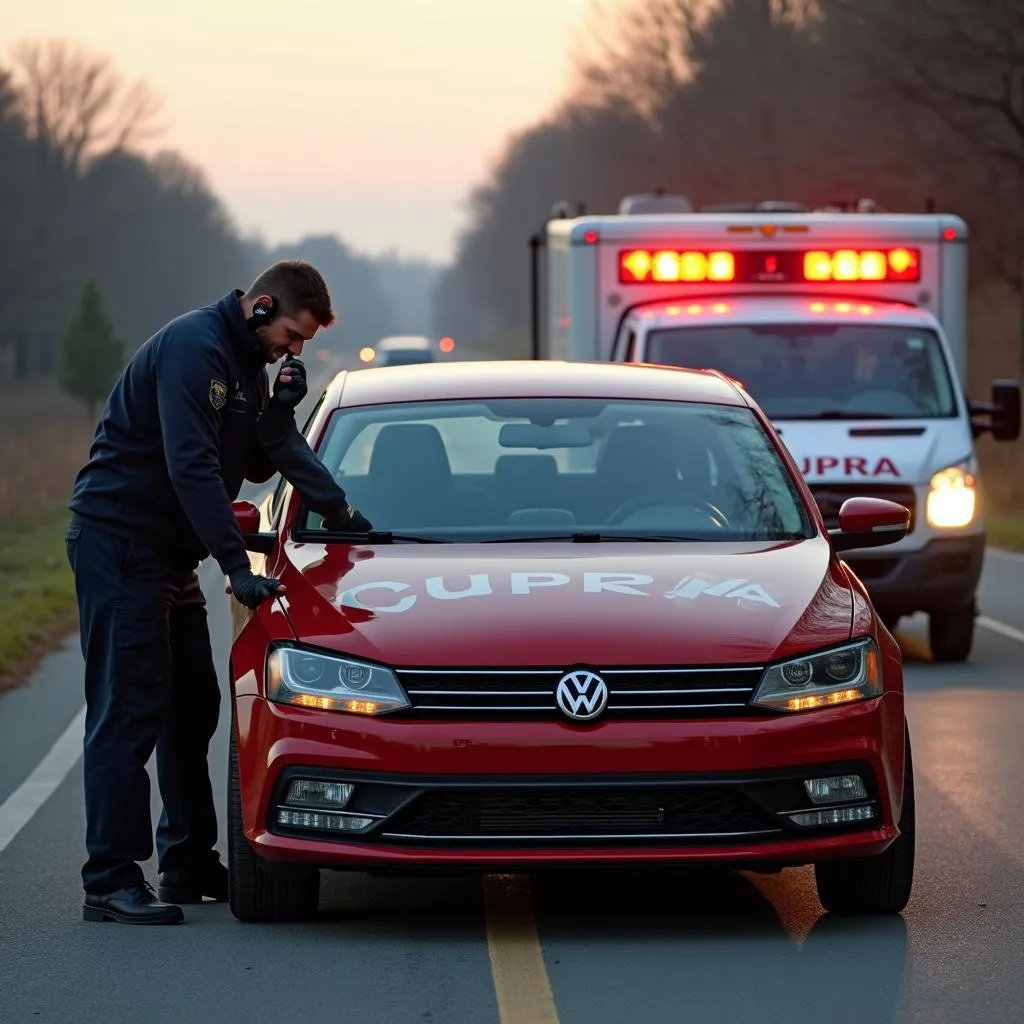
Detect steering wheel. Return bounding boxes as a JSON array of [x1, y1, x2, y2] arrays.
[[606, 490, 730, 530]]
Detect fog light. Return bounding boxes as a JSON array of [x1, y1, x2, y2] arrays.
[[285, 780, 353, 808], [276, 809, 375, 831], [804, 775, 867, 805], [790, 804, 876, 827]]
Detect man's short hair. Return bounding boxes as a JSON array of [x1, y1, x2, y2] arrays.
[[247, 260, 335, 327]]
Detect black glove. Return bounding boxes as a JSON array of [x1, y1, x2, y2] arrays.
[[323, 505, 373, 533], [228, 567, 284, 608], [271, 355, 307, 409]]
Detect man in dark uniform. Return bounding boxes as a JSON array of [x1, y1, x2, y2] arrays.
[[65, 260, 370, 925]]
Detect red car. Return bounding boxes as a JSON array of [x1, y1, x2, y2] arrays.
[[227, 360, 915, 922]]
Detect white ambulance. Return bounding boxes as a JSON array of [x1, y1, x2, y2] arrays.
[[530, 195, 1021, 661]]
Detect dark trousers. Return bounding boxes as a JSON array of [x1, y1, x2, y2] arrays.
[[65, 519, 222, 895]]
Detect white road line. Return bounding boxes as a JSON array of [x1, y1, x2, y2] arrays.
[[0, 705, 86, 856], [978, 616, 1024, 645], [0, 500, 275, 861]]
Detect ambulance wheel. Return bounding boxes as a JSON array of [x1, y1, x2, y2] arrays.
[[928, 603, 975, 663], [228, 719, 320, 923], [814, 726, 915, 916]]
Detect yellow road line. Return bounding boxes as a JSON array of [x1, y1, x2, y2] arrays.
[[484, 874, 560, 1024]]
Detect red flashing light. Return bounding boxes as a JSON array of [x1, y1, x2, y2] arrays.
[[943, 227, 956, 241], [438, 336, 455, 353], [583, 230, 599, 244], [619, 249, 735, 283], [802, 248, 919, 283]]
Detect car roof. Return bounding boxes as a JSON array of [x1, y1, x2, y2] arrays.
[[326, 359, 750, 410], [626, 295, 940, 329]]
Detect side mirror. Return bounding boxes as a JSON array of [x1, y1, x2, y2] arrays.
[[232, 500, 278, 554], [829, 497, 910, 553], [970, 379, 1021, 441]]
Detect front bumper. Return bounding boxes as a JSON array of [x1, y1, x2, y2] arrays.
[[235, 690, 906, 872], [844, 534, 985, 615]]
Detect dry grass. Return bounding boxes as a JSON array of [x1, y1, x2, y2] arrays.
[[0, 383, 91, 688], [0, 382, 95, 520], [0, 504, 79, 692]]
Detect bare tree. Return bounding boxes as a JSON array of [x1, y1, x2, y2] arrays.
[[10, 38, 163, 175], [568, 0, 713, 119], [6, 38, 163, 377], [819, 1, 1024, 287]]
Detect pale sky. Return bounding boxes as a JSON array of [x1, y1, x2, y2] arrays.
[[3, 0, 595, 263]]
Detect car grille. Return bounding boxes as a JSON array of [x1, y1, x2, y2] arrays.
[[380, 786, 779, 843], [394, 666, 764, 719], [809, 483, 917, 532]]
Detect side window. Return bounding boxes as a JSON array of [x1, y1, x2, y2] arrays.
[[269, 394, 326, 525], [269, 475, 290, 525], [300, 394, 326, 441]]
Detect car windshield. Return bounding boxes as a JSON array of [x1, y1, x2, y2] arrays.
[[644, 324, 957, 420], [299, 397, 815, 542]]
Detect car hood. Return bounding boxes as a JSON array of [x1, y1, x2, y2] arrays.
[[277, 537, 854, 667]]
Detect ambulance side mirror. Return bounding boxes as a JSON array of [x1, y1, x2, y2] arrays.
[[232, 501, 278, 554], [829, 497, 910, 553], [970, 379, 1021, 442]]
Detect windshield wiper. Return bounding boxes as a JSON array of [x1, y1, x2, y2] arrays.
[[319, 531, 446, 544], [482, 532, 709, 543]]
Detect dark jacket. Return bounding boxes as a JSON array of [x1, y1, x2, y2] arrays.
[[69, 290, 349, 575]]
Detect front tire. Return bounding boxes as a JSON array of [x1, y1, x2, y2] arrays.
[[928, 602, 975, 663], [814, 728, 915, 915], [228, 718, 320, 923]]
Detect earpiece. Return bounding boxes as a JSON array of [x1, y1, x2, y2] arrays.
[[246, 296, 276, 331]]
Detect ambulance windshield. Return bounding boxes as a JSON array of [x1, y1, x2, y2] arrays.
[[645, 324, 957, 420]]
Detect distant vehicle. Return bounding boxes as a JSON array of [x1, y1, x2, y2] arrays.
[[371, 335, 436, 367]]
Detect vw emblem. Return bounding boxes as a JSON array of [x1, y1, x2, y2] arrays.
[[555, 670, 609, 722]]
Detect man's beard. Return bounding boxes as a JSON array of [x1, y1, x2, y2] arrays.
[[255, 326, 289, 363]]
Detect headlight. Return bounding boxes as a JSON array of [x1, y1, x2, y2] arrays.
[[752, 638, 882, 712], [926, 459, 977, 528], [266, 646, 410, 715]]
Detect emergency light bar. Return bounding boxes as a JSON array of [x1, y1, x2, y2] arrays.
[[803, 248, 919, 282], [618, 247, 921, 284], [620, 250, 735, 283]]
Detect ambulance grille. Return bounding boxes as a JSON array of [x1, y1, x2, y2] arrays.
[[394, 666, 764, 719]]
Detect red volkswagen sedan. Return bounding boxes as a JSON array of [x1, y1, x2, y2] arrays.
[[226, 360, 915, 922]]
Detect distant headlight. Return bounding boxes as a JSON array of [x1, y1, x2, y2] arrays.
[[266, 646, 410, 715], [753, 638, 882, 712], [927, 459, 977, 528]]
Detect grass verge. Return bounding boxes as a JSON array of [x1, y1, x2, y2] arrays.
[[986, 515, 1024, 553], [0, 505, 77, 694]]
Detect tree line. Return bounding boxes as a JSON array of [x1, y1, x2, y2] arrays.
[[433, 0, 1024, 362], [0, 39, 441, 388]]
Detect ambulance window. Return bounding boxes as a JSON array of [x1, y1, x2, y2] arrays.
[[644, 324, 957, 419]]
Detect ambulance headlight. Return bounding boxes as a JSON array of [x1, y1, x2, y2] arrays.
[[926, 459, 977, 528]]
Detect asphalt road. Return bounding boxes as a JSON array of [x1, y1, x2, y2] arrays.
[[2, 545, 1024, 1024]]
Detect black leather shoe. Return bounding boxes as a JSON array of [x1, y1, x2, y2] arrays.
[[83, 881, 183, 925], [158, 861, 228, 903]]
